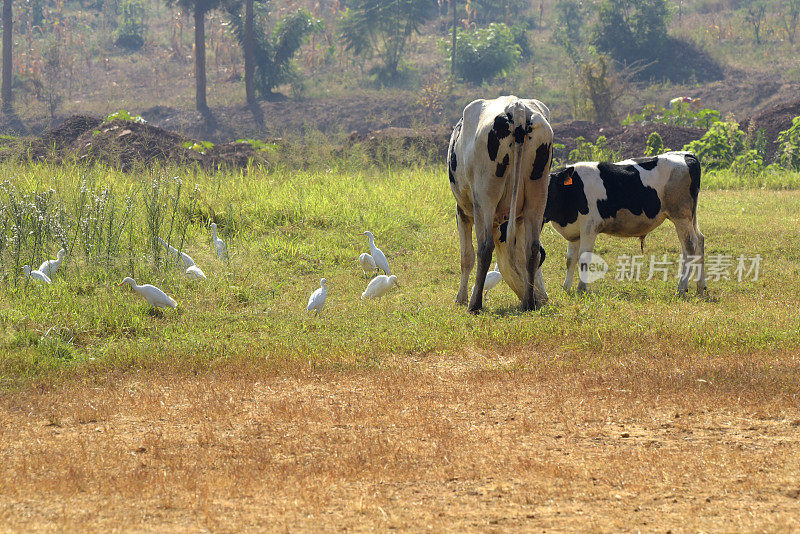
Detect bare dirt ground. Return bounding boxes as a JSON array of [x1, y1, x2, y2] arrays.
[[2, 349, 799, 532]]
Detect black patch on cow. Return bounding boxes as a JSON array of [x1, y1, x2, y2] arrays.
[[513, 125, 527, 143], [595, 162, 661, 220], [448, 120, 462, 183], [529, 143, 552, 181], [499, 220, 508, 243], [684, 152, 701, 200], [538, 243, 546, 267], [631, 157, 659, 171], [544, 167, 589, 227], [495, 154, 510, 177], [487, 114, 512, 161]]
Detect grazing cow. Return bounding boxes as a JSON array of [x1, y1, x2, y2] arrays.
[[448, 95, 554, 312], [545, 151, 706, 295]]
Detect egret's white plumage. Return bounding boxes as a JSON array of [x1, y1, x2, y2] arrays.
[[307, 278, 327, 315], [361, 274, 399, 300], [23, 265, 51, 284], [185, 264, 207, 280], [360, 231, 390, 275], [210, 223, 227, 261], [358, 253, 377, 277], [119, 277, 177, 308], [158, 237, 195, 268], [471, 263, 502, 295], [38, 248, 66, 278]]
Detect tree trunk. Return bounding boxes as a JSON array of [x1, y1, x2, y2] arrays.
[[244, 0, 254, 104], [451, 0, 456, 76], [2, 0, 12, 112], [194, 8, 208, 111]]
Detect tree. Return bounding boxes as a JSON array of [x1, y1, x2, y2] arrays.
[[168, 0, 222, 111], [339, 0, 435, 83], [2, 0, 11, 112], [744, 1, 768, 45], [777, 0, 800, 44], [226, 1, 319, 99], [244, 0, 254, 104], [554, 0, 591, 39]]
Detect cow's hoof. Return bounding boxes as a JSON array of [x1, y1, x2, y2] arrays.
[[455, 296, 468, 306], [467, 304, 482, 315]]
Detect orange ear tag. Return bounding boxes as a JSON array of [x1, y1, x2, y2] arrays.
[[563, 174, 573, 186]]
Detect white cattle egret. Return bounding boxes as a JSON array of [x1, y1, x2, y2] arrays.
[[307, 278, 327, 315], [185, 265, 207, 280], [361, 274, 399, 300], [39, 248, 66, 278], [158, 237, 195, 268], [358, 253, 377, 278], [23, 265, 51, 285], [119, 277, 177, 309], [471, 263, 503, 295], [359, 231, 390, 275], [210, 223, 228, 261]]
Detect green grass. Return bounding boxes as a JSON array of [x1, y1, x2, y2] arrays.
[[2, 162, 800, 387]]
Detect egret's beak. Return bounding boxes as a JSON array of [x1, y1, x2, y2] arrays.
[[117, 281, 126, 287], [358, 232, 366, 236]]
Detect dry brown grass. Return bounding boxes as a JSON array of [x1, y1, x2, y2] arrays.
[[1, 347, 799, 532]]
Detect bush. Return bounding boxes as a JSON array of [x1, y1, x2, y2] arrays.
[[569, 136, 621, 163], [683, 121, 747, 170], [441, 23, 521, 84], [591, 0, 723, 83], [644, 132, 668, 156], [114, 0, 146, 51], [777, 116, 800, 170], [623, 103, 721, 128]]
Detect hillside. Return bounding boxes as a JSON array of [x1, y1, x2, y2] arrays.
[[0, 0, 798, 146]]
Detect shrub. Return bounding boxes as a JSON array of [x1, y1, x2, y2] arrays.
[[683, 121, 747, 170], [644, 132, 667, 156], [441, 23, 521, 84], [623, 103, 721, 129], [777, 116, 800, 171], [569, 136, 621, 163], [114, 0, 146, 51]]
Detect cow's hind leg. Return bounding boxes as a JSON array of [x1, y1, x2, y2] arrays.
[[468, 206, 494, 314], [522, 220, 545, 311], [563, 239, 580, 291], [693, 217, 707, 294], [455, 206, 474, 305], [674, 218, 704, 296]]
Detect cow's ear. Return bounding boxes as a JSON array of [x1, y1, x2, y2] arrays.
[[563, 168, 574, 186]]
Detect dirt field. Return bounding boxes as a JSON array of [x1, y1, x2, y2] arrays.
[[2, 349, 799, 532]]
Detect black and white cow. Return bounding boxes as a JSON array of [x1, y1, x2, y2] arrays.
[[448, 95, 553, 312], [545, 151, 706, 295]]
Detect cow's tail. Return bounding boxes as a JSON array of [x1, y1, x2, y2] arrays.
[[505, 102, 528, 251]]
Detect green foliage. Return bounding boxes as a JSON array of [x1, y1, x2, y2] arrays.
[[466, 0, 530, 24], [235, 139, 278, 152], [777, 116, 800, 170], [568, 135, 621, 162], [623, 103, 721, 128], [338, 0, 433, 83], [683, 121, 747, 169], [440, 23, 522, 84], [592, 0, 671, 63], [114, 0, 146, 51], [182, 140, 215, 154], [644, 132, 668, 156], [554, 0, 591, 38], [104, 110, 147, 124], [226, 1, 321, 98]]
